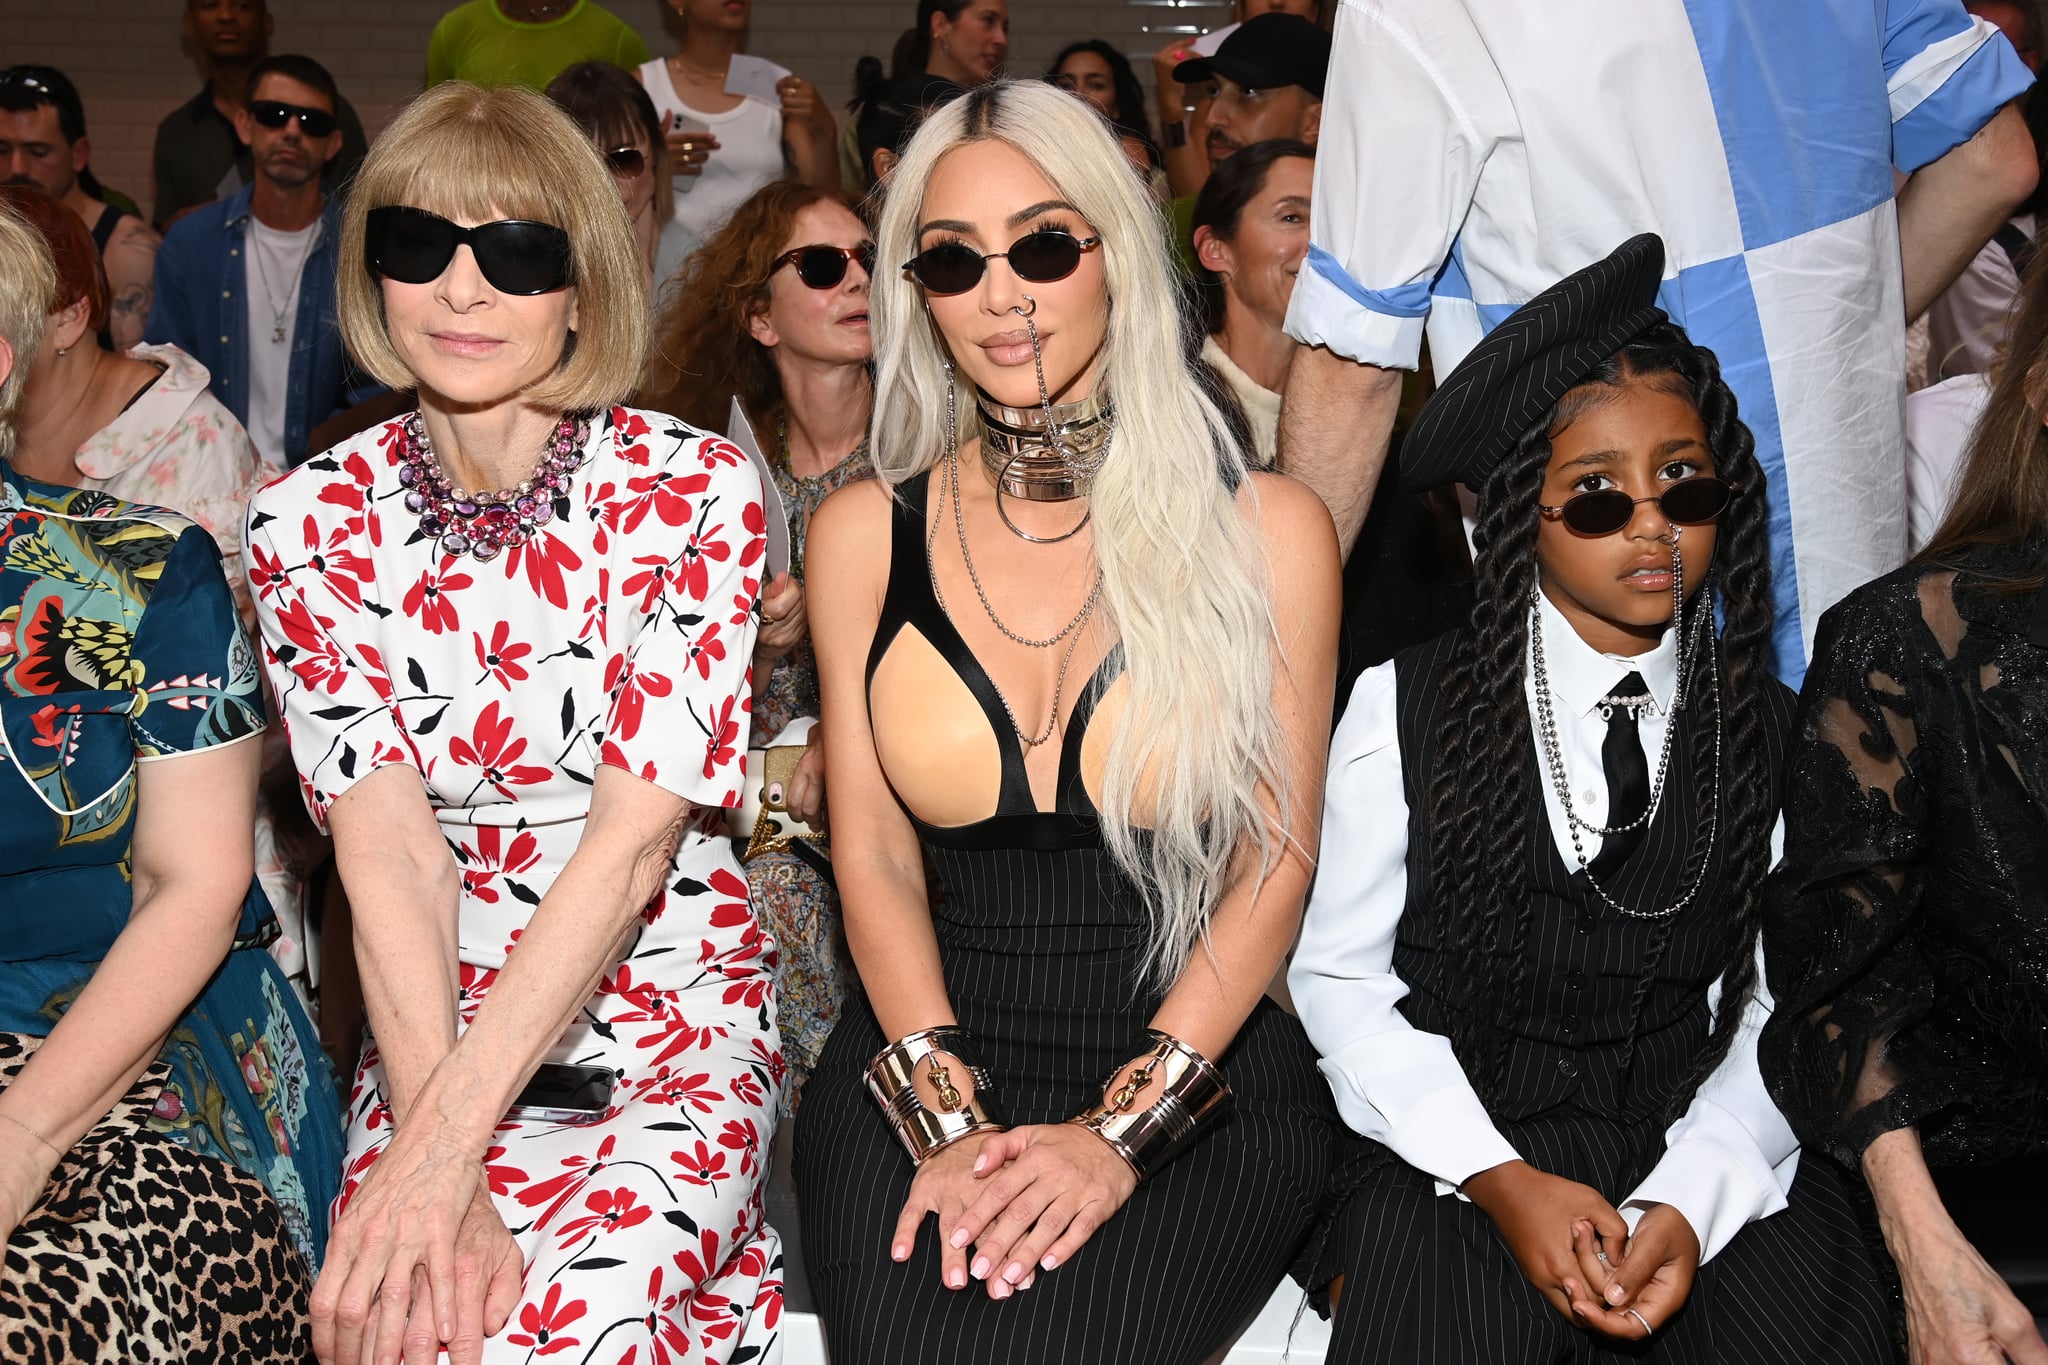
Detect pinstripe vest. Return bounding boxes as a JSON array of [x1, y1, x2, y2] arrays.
[[1388, 631, 1775, 1125]]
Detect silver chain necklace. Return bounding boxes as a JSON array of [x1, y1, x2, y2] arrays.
[[249, 220, 317, 344], [1529, 538, 1724, 920], [924, 370, 1104, 747]]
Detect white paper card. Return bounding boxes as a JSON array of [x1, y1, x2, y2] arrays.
[[1192, 22, 1236, 56], [727, 398, 792, 578], [725, 54, 792, 107]]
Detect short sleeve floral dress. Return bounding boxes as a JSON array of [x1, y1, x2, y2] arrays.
[[248, 408, 784, 1363]]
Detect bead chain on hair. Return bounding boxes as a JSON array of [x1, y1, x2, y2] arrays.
[[1530, 537, 1724, 920], [925, 364, 1104, 748]]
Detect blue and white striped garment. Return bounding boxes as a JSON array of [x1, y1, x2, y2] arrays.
[[1287, 0, 2033, 681]]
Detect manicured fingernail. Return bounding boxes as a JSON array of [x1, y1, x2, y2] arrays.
[[1020, 1272, 1035, 1290], [947, 1268, 965, 1289], [891, 1243, 907, 1261], [970, 1255, 990, 1279], [1040, 1253, 1058, 1270], [972, 1154, 986, 1174], [1606, 1284, 1626, 1305], [1003, 1261, 1024, 1284], [991, 1277, 1012, 1299], [950, 1227, 969, 1249], [767, 783, 784, 803]]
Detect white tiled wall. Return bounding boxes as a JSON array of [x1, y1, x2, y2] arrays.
[[4, 0, 1233, 223]]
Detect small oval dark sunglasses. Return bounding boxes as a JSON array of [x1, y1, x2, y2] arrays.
[[903, 229, 1101, 296], [250, 100, 338, 139], [772, 242, 876, 290], [1539, 476, 1738, 537], [365, 206, 573, 296]]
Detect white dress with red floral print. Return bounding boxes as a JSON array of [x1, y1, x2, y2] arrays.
[[246, 408, 784, 1365]]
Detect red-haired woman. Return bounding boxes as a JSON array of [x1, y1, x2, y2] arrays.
[[640, 179, 876, 1110]]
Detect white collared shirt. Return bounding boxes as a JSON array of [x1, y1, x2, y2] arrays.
[[1287, 592, 1799, 1263]]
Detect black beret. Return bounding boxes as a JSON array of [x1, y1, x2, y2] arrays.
[[1400, 234, 1669, 493]]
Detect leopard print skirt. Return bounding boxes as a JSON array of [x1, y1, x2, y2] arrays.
[[0, 1032, 314, 1363]]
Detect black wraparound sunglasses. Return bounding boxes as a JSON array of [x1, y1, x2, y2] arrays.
[[903, 229, 1101, 295], [365, 206, 574, 296], [1540, 477, 1739, 537], [772, 242, 876, 290], [250, 100, 338, 139]]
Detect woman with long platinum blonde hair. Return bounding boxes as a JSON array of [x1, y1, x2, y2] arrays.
[[794, 78, 1339, 1359]]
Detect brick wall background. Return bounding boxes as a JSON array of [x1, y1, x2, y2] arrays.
[[5, 0, 1235, 222]]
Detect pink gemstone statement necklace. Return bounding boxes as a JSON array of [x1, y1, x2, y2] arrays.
[[396, 409, 591, 562]]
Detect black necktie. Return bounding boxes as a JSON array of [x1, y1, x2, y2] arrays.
[[1587, 671, 1651, 879]]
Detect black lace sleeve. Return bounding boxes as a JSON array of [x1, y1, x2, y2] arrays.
[[1762, 552, 2048, 1170]]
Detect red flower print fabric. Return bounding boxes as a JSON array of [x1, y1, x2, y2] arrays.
[[249, 409, 780, 1364]]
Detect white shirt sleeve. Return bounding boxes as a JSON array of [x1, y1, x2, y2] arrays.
[[1283, 0, 1512, 369], [1289, 662, 1523, 1192], [1620, 815, 1800, 1264]]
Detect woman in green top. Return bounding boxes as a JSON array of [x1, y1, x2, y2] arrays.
[[425, 0, 652, 91]]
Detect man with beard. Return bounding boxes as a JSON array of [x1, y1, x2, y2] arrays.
[[1163, 15, 1328, 274], [0, 65, 161, 353], [147, 54, 374, 467], [152, 0, 370, 231]]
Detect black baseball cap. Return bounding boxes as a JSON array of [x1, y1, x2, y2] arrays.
[[1172, 15, 1331, 101]]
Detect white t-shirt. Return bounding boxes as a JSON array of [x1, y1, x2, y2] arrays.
[[243, 216, 321, 466], [638, 58, 787, 243]]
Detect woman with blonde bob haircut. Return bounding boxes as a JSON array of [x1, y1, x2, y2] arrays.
[[249, 82, 784, 1365], [794, 79, 1339, 1360]]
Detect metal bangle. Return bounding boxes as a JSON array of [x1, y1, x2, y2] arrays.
[[1068, 1029, 1232, 1183], [865, 1026, 1005, 1165]]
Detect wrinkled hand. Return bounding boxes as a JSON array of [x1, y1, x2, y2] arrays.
[[755, 574, 808, 660], [663, 126, 721, 177], [951, 1123, 1138, 1299], [313, 1131, 484, 1365], [780, 729, 826, 828], [1893, 1219, 2048, 1365], [890, 1129, 1023, 1293], [1463, 1159, 1632, 1324], [395, 1186, 526, 1365], [1564, 1205, 1699, 1341]]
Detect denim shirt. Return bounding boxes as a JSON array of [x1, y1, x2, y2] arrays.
[[144, 185, 377, 466]]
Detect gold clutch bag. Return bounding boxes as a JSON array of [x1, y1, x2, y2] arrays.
[[731, 717, 824, 860]]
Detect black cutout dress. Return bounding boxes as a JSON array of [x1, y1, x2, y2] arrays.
[[793, 473, 1334, 1364]]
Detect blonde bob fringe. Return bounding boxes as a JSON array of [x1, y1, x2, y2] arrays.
[[0, 203, 56, 461], [336, 82, 647, 413], [871, 80, 1288, 989]]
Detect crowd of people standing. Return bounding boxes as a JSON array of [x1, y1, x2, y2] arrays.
[[0, 1, 2042, 1363]]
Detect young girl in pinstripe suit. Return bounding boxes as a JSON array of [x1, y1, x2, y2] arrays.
[[1290, 237, 1893, 1363]]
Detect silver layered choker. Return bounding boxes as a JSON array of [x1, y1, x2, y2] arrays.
[[975, 388, 1114, 503]]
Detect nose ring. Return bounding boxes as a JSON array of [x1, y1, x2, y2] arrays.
[[1011, 295, 1037, 318]]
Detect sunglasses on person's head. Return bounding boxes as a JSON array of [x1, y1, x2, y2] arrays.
[[1539, 477, 1738, 537], [604, 146, 646, 178], [903, 229, 1101, 296], [249, 100, 338, 139], [772, 242, 876, 290], [365, 206, 574, 296], [0, 71, 60, 101]]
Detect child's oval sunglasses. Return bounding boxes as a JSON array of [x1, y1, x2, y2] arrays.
[[1539, 477, 1738, 536]]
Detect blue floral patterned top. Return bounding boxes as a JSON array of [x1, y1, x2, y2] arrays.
[[0, 462, 342, 1266]]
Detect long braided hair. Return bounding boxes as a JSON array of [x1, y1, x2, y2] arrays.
[[1427, 322, 1776, 1120]]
